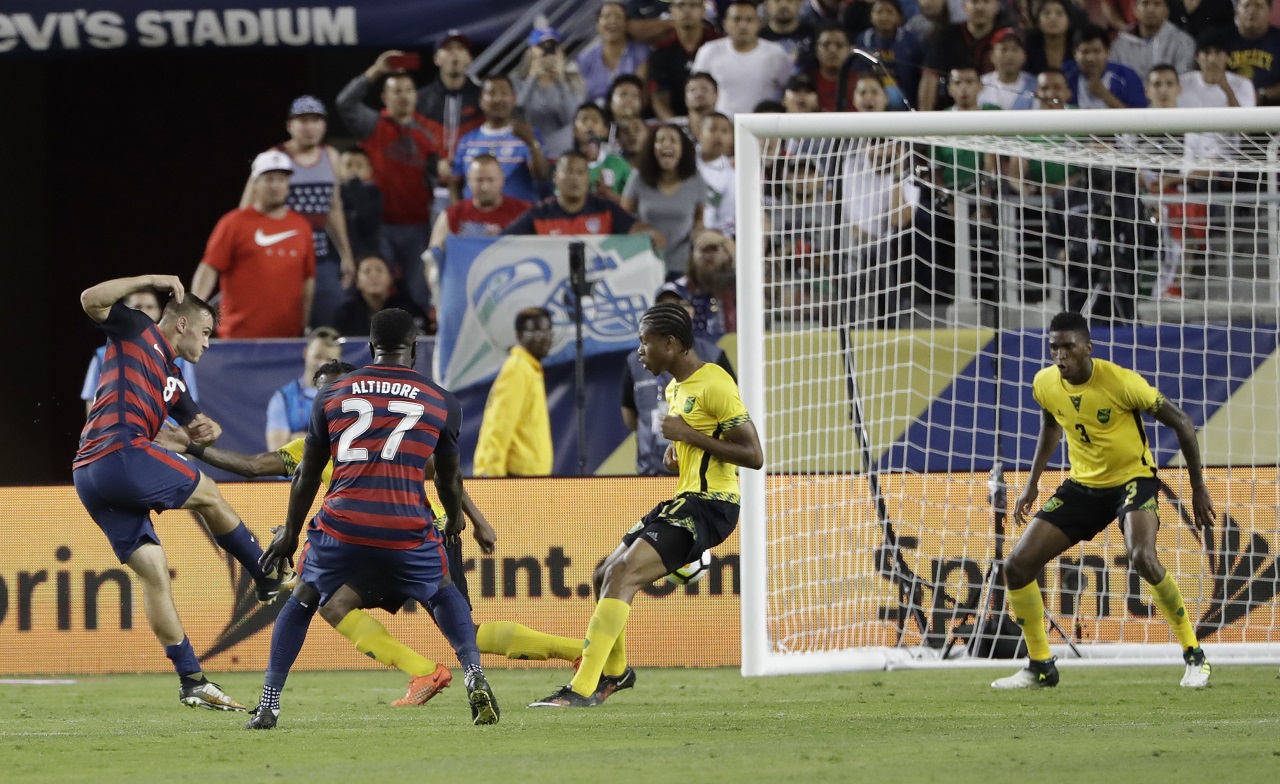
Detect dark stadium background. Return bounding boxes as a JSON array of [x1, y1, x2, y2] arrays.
[[0, 49, 431, 484]]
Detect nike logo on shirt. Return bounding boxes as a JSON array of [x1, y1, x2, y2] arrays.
[[255, 229, 300, 246]]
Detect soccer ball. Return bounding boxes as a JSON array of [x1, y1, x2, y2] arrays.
[[666, 550, 712, 585]]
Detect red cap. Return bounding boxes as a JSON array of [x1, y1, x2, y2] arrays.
[[991, 27, 1025, 48]]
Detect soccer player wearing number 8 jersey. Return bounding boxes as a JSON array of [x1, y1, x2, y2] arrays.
[[530, 302, 763, 708], [995, 311, 1217, 690]]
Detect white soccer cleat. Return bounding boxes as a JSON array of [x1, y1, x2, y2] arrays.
[[991, 657, 1059, 689], [1180, 647, 1211, 688]]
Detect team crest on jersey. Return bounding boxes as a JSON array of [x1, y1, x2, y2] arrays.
[[1043, 497, 1064, 512], [585, 217, 602, 233], [683, 396, 697, 413], [1097, 408, 1111, 423], [1070, 395, 1082, 412]]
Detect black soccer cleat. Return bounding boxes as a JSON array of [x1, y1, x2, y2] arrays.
[[465, 672, 500, 725], [594, 666, 637, 703], [528, 684, 601, 708], [255, 566, 297, 603], [244, 703, 280, 730]]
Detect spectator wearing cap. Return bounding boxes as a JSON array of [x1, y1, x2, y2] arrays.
[[1109, 0, 1195, 81], [647, 0, 723, 121], [578, 1, 651, 104], [1063, 25, 1148, 108], [192, 151, 316, 338], [515, 26, 587, 159], [336, 51, 446, 323], [978, 28, 1038, 109], [1228, 0, 1280, 106], [621, 282, 736, 476], [239, 95, 354, 330], [761, 0, 819, 71], [419, 30, 485, 220], [919, 0, 1004, 111], [854, 0, 923, 111], [452, 74, 551, 205], [692, 0, 795, 118], [622, 124, 706, 277]]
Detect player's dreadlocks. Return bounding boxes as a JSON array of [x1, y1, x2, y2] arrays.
[[641, 302, 694, 350]]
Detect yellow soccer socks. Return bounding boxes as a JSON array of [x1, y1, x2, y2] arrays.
[[568, 598, 630, 698], [1008, 582, 1052, 661], [476, 620, 583, 663], [336, 610, 436, 678], [1150, 573, 1200, 650]]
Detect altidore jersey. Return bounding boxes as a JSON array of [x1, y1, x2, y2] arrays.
[[1032, 358, 1163, 488], [74, 302, 199, 469], [307, 364, 461, 549]]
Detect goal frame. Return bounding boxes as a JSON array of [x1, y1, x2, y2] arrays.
[[735, 107, 1280, 677]]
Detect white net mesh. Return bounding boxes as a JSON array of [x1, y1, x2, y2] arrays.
[[744, 118, 1280, 670]]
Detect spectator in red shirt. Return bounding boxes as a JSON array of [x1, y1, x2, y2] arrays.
[[336, 52, 446, 323], [426, 154, 532, 305], [192, 151, 316, 338]]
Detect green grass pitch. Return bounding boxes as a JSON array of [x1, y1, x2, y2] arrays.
[[3, 666, 1278, 783]]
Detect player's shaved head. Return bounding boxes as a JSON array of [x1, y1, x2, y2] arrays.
[[641, 302, 694, 350], [1049, 311, 1091, 341], [370, 308, 418, 350], [162, 292, 219, 327]]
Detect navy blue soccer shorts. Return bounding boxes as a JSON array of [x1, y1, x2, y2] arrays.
[[72, 444, 201, 563], [297, 525, 447, 611]]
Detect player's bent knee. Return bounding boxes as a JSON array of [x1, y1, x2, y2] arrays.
[[1129, 547, 1163, 583], [1003, 558, 1036, 591]]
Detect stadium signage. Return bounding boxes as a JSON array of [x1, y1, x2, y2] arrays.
[[0, 7, 357, 53]]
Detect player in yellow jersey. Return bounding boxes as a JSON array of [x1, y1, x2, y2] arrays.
[[994, 311, 1216, 690], [530, 302, 763, 708], [156, 360, 583, 706]]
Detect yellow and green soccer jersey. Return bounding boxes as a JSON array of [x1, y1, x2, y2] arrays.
[[276, 438, 448, 525], [1032, 358, 1164, 488], [664, 362, 751, 503]]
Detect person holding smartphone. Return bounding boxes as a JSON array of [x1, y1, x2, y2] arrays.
[[514, 26, 586, 158], [336, 51, 446, 330]]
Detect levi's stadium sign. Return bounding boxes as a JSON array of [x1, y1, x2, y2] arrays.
[[0, 2, 525, 57]]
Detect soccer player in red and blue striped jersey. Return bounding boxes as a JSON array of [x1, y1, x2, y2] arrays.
[[248, 308, 499, 729], [72, 275, 293, 712]]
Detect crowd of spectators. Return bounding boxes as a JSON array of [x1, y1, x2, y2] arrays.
[[173, 0, 1280, 351]]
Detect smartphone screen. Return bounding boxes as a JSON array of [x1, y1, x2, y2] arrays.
[[387, 53, 420, 71]]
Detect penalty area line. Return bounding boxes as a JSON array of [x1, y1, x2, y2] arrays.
[[0, 678, 78, 685]]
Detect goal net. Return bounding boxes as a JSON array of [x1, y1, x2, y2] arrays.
[[735, 108, 1280, 676]]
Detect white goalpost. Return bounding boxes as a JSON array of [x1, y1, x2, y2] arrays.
[[736, 107, 1280, 676]]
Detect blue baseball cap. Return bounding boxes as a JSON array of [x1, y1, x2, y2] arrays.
[[656, 281, 692, 304], [528, 27, 561, 47], [288, 95, 327, 118]]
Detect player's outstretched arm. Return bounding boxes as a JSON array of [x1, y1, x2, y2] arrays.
[[1015, 409, 1064, 526], [661, 415, 764, 470], [158, 424, 289, 478], [80, 275, 185, 322], [1151, 400, 1217, 530], [264, 439, 327, 574]]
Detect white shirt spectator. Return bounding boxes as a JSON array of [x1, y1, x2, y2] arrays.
[[697, 153, 737, 237], [691, 37, 794, 117], [979, 72, 1038, 109], [1179, 69, 1256, 159]]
